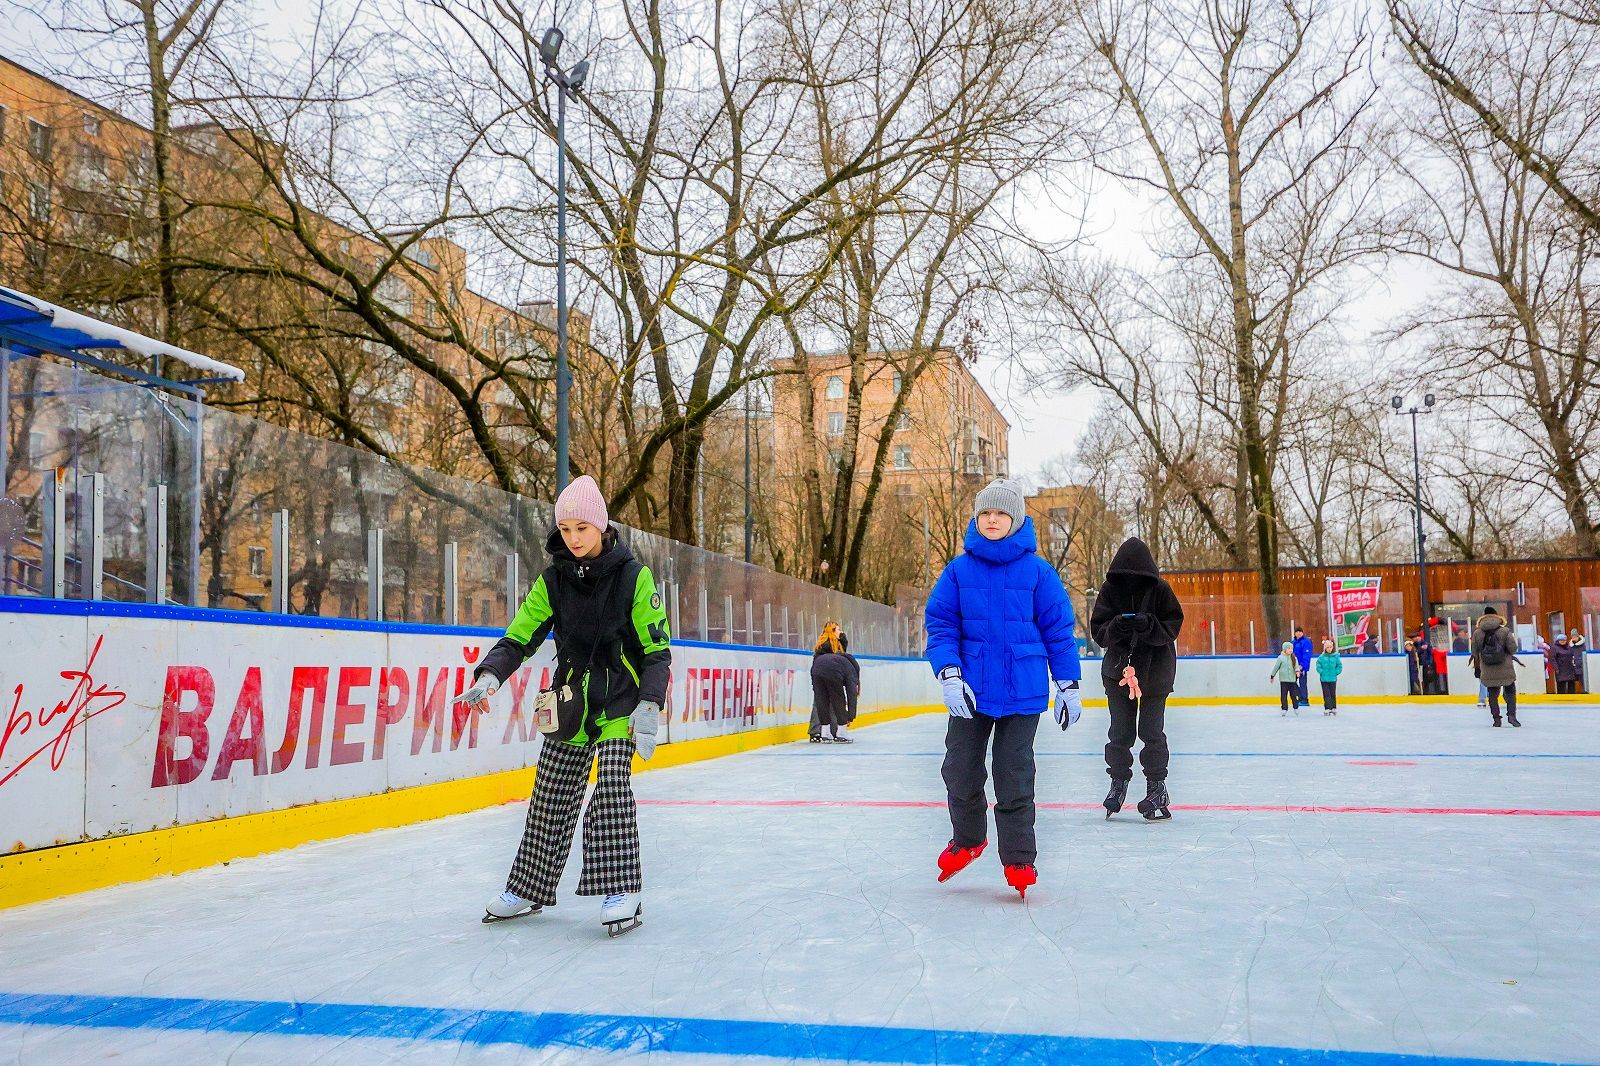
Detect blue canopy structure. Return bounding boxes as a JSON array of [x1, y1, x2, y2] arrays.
[[1, 286, 245, 605], [0, 285, 244, 398]]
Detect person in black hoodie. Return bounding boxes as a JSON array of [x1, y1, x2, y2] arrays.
[[1089, 538, 1185, 820]]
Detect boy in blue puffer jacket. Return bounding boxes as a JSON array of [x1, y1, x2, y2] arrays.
[[924, 479, 1083, 899]]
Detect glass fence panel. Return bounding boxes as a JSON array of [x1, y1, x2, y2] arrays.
[[3, 354, 907, 653]]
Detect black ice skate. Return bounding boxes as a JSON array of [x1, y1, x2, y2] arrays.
[[1104, 777, 1130, 818], [1137, 781, 1172, 821]]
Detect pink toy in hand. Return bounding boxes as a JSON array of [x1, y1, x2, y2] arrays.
[[1120, 665, 1142, 700]]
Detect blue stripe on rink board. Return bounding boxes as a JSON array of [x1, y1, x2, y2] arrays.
[[0, 992, 1581, 1066]]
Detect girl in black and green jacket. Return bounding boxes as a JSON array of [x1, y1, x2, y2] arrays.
[[457, 475, 670, 934]]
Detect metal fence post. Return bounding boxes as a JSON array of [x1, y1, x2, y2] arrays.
[[443, 541, 459, 625], [781, 605, 790, 648], [1249, 620, 1257, 656], [269, 508, 288, 613], [724, 595, 734, 642], [367, 528, 386, 621], [698, 587, 709, 641], [764, 603, 772, 646], [43, 468, 66, 599], [505, 551, 520, 626], [745, 600, 754, 645], [1210, 622, 1217, 657], [146, 485, 168, 605], [81, 472, 104, 600]]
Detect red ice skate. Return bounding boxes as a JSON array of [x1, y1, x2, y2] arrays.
[[936, 840, 987, 882], [1004, 863, 1037, 899]]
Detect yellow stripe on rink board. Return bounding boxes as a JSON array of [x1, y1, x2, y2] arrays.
[[0, 704, 943, 913]]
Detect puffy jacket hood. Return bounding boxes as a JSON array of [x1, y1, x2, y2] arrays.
[[1477, 614, 1505, 633], [1106, 537, 1161, 579], [963, 516, 1038, 564]]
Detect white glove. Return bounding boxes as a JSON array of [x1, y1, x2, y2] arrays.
[[1053, 680, 1082, 730], [630, 700, 661, 761], [939, 667, 977, 719], [457, 673, 498, 715]]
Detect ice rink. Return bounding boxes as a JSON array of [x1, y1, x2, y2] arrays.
[[3, 701, 1599, 1065]]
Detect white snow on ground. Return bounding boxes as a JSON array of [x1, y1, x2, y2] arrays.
[[1, 701, 1597, 1065]]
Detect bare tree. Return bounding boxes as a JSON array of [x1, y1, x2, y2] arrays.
[[1066, 0, 1391, 637], [1387, 2, 1600, 554]]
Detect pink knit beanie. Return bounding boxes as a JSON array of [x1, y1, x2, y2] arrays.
[[555, 474, 609, 530]]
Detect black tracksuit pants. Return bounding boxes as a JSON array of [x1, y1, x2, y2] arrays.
[[942, 711, 1039, 866], [1104, 686, 1169, 782], [812, 685, 849, 738]]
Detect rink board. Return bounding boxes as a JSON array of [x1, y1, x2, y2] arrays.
[[0, 598, 938, 858]]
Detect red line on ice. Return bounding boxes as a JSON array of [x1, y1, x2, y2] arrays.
[[635, 799, 1600, 817]]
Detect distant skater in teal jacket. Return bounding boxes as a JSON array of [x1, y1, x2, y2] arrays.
[[1315, 639, 1343, 716]]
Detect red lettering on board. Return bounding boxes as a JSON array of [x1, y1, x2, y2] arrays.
[[372, 666, 410, 760], [2, 634, 127, 789], [151, 664, 214, 787], [330, 666, 372, 766], [212, 666, 267, 780]]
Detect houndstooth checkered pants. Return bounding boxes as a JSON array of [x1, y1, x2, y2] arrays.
[[505, 736, 642, 905]]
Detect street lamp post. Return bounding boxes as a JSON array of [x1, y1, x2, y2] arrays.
[[538, 29, 589, 492], [1391, 393, 1437, 637]]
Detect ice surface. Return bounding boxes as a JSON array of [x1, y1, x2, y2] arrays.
[[2, 702, 1597, 1065]]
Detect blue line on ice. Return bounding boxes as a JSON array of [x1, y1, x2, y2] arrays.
[[0, 991, 1580, 1065]]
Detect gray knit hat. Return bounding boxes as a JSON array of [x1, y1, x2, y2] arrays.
[[973, 478, 1026, 533]]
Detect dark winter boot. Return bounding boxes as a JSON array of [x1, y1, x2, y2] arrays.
[[1103, 777, 1131, 818], [1004, 863, 1037, 900], [1137, 780, 1172, 821], [1507, 712, 1521, 727], [936, 840, 987, 883], [1491, 714, 1502, 727]]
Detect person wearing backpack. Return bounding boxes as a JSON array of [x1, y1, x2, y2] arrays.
[[1471, 607, 1521, 727]]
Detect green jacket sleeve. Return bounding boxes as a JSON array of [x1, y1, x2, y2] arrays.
[[478, 574, 554, 685], [628, 565, 672, 706]]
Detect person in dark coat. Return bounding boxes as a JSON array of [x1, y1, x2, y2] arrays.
[[810, 649, 855, 743], [1415, 630, 1442, 695], [1089, 537, 1184, 819], [1403, 638, 1421, 695], [839, 632, 862, 725], [1551, 635, 1584, 694]]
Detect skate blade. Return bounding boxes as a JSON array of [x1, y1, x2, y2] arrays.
[[1142, 808, 1172, 821], [482, 906, 541, 925], [604, 916, 643, 938]]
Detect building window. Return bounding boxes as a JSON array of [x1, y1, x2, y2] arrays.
[[825, 376, 844, 400], [248, 547, 266, 577], [27, 182, 50, 224], [894, 445, 912, 470], [83, 113, 101, 136], [28, 430, 45, 467], [27, 120, 52, 161], [897, 410, 911, 431], [892, 370, 903, 394], [827, 412, 845, 437], [479, 599, 491, 627]]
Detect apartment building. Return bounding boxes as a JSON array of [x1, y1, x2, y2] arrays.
[[768, 348, 1010, 587]]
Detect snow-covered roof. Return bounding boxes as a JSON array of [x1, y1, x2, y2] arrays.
[[0, 286, 245, 383]]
